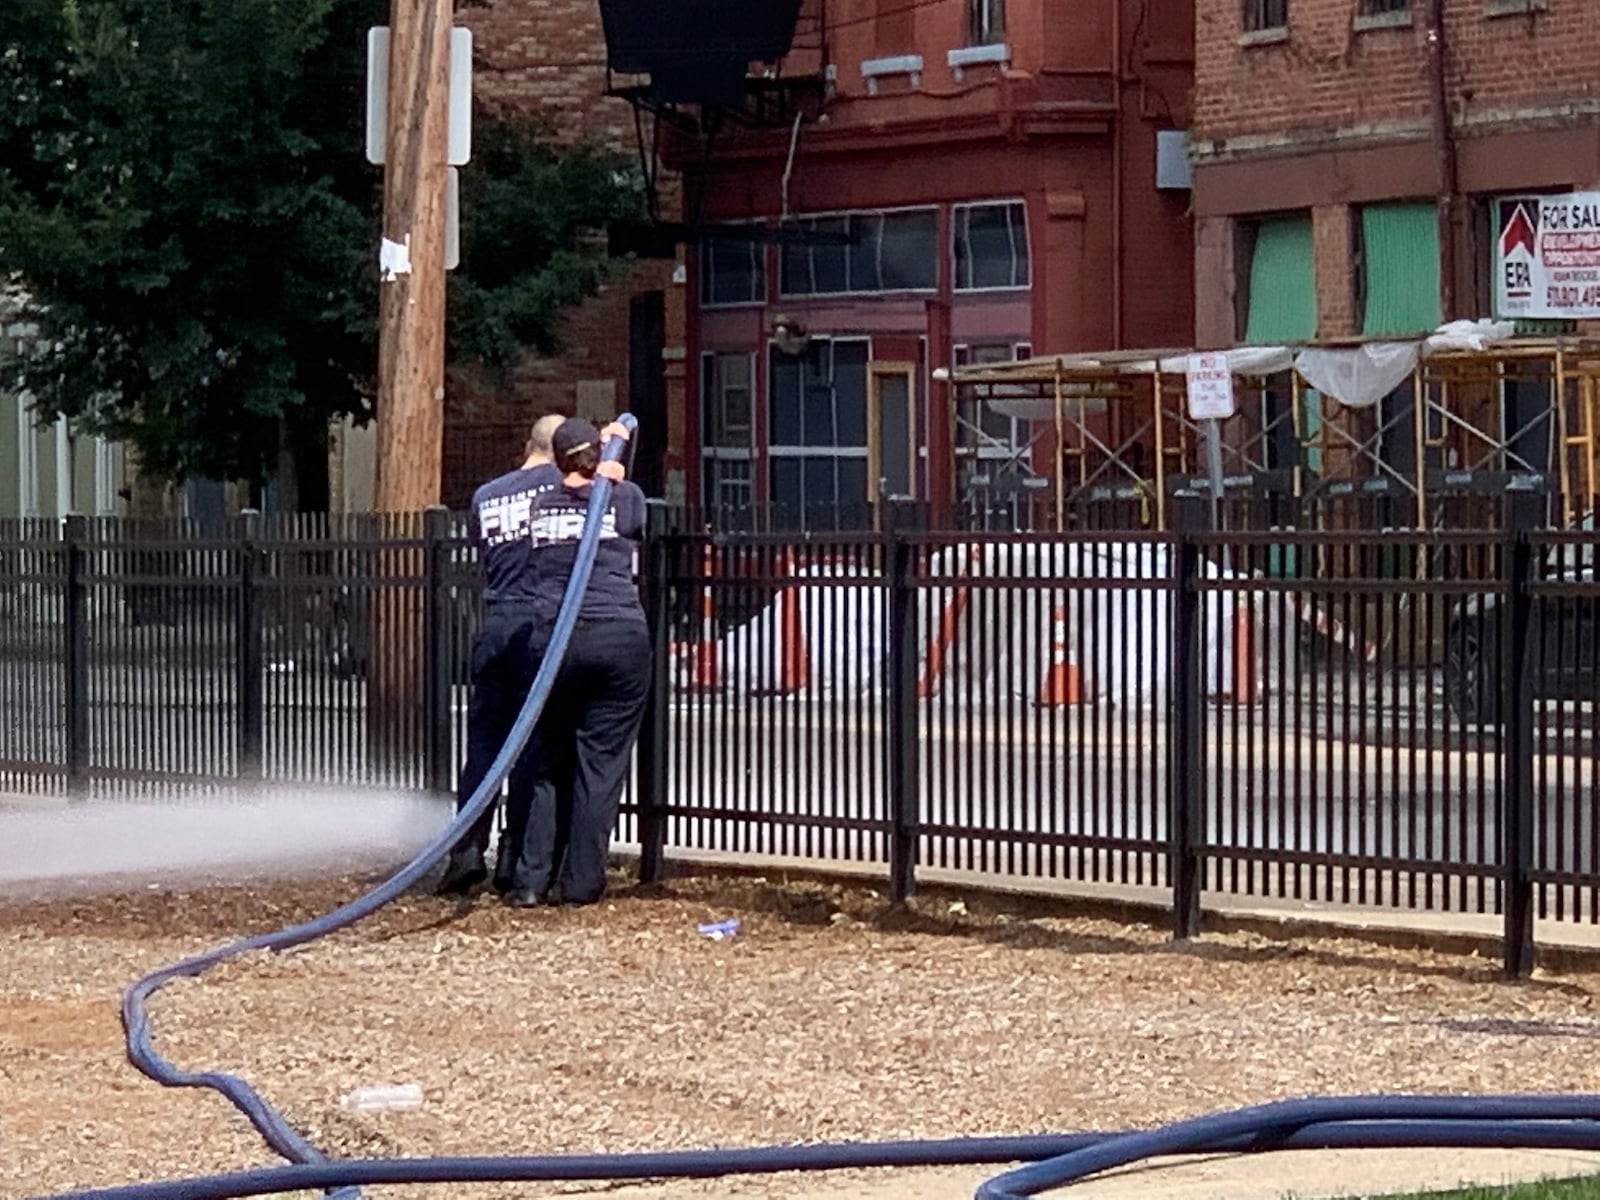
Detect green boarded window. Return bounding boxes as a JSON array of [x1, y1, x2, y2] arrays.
[[1361, 203, 1441, 336], [1244, 215, 1316, 344]]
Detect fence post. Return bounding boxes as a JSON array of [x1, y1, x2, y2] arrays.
[[236, 509, 264, 784], [637, 501, 672, 884], [63, 513, 89, 797], [422, 506, 452, 799], [1501, 491, 1540, 977], [1169, 493, 1205, 939], [887, 502, 921, 904]]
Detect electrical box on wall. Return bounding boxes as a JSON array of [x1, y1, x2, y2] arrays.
[[1156, 130, 1193, 191]]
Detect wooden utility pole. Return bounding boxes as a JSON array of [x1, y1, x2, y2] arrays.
[[375, 0, 452, 512]]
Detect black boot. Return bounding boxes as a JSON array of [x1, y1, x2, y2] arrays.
[[491, 856, 516, 895], [435, 848, 488, 896]]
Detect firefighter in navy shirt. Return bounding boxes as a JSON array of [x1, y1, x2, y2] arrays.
[[503, 416, 650, 907], [436, 413, 566, 895]]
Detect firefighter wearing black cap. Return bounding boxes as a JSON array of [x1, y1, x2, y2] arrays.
[[503, 416, 650, 907], [436, 413, 567, 896]]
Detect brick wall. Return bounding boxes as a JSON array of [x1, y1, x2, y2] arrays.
[[1312, 203, 1356, 338], [440, 0, 685, 506], [1196, 0, 1600, 151]]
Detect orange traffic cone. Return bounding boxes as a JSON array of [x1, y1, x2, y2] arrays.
[[775, 548, 810, 694], [1231, 598, 1257, 705], [1036, 604, 1082, 707], [682, 542, 722, 692], [919, 545, 981, 699]]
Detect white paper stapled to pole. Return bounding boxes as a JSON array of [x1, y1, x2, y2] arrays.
[[378, 236, 412, 282]]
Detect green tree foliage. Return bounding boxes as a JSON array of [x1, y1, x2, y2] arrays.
[[451, 116, 641, 368], [0, 0, 639, 488]]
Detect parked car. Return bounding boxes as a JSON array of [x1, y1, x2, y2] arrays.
[[1443, 545, 1598, 725]]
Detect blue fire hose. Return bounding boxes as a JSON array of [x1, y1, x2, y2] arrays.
[[44, 1113, 1600, 1200], [36, 411, 1600, 1199], [100, 416, 641, 1199]]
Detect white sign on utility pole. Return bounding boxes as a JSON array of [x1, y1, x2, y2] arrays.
[[365, 26, 473, 168]]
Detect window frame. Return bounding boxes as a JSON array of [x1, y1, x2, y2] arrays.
[[967, 0, 1005, 46], [778, 206, 940, 299], [952, 199, 1031, 293], [766, 336, 872, 517], [700, 350, 757, 453], [1242, 0, 1288, 33], [699, 228, 767, 309]]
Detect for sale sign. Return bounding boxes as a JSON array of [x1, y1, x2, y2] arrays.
[[1495, 193, 1600, 319]]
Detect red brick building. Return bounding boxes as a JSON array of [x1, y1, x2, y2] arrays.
[[437, 0, 688, 507], [681, 0, 1195, 521], [1193, 0, 1600, 346], [1188, 0, 1600, 525]]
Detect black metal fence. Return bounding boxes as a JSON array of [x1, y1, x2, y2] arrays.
[[2, 500, 1597, 974]]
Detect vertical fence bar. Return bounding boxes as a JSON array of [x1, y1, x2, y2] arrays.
[[637, 503, 672, 884], [423, 505, 452, 798], [1502, 493, 1539, 976], [1169, 500, 1204, 938], [887, 513, 920, 903], [63, 513, 89, 797], [236, 509, 264, 784]]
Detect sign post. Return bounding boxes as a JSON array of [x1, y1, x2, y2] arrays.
[[1184, 352, 1237, 537]]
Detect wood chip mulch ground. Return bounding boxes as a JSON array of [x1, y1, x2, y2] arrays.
[[5, 867, 1600, 1200]]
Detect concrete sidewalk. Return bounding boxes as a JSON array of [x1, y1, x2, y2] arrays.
[[593, 1148, 1600, 1200]]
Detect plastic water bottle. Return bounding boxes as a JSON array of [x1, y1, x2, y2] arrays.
[[697, 918, 740, 941], [340, 1083, 424, 1112]]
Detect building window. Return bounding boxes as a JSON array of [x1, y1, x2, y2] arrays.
[[700, 352, 755, 511], [703, 352, 754, 448], [1243, 0, 1287, 31], [768, 338, 870, 525], [1357, 0, 1408, 12], [967, 0, 1005, 45], [700, 236, 764, 307], [780, 209, 938, 296], [953, 200, 1030, 291], [1242, 214, 1315, 343], [1359, 202, 1440, 337]]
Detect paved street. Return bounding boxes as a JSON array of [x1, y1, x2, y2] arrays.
[[5, 654, 1599, 889]]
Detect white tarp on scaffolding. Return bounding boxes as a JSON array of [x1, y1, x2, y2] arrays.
[[1156, 345, 1296, 377], [1294, 341, 1420, 409], [679, 544, 1276, 704], [979, 321, 1524, 424], [1292, 320, 1520, 410]]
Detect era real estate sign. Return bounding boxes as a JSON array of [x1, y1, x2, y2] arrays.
[[1495, 193, 1600, 320]]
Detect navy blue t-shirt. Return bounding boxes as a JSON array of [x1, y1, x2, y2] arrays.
[[470, 463, 562, 604], [525, 480, 647, 624]]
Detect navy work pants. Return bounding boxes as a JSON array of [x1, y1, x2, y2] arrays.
[[453, 604, 544, 877], [512, 618, 651, 904]]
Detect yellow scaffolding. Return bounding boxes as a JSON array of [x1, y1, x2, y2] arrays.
[[951, 350, 1297, 529], [948, 337, 1600, 530]]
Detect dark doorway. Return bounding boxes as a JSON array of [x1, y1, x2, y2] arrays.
[[629, 291, 667, 497]]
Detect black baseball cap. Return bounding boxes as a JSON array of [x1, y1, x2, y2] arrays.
[[552, 417, 600, 462]]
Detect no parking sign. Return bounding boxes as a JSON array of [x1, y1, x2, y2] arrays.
[[1184, 352, 1237, 421]]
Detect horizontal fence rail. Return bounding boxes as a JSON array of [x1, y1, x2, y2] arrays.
[[1, 498, 1596, 974]]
